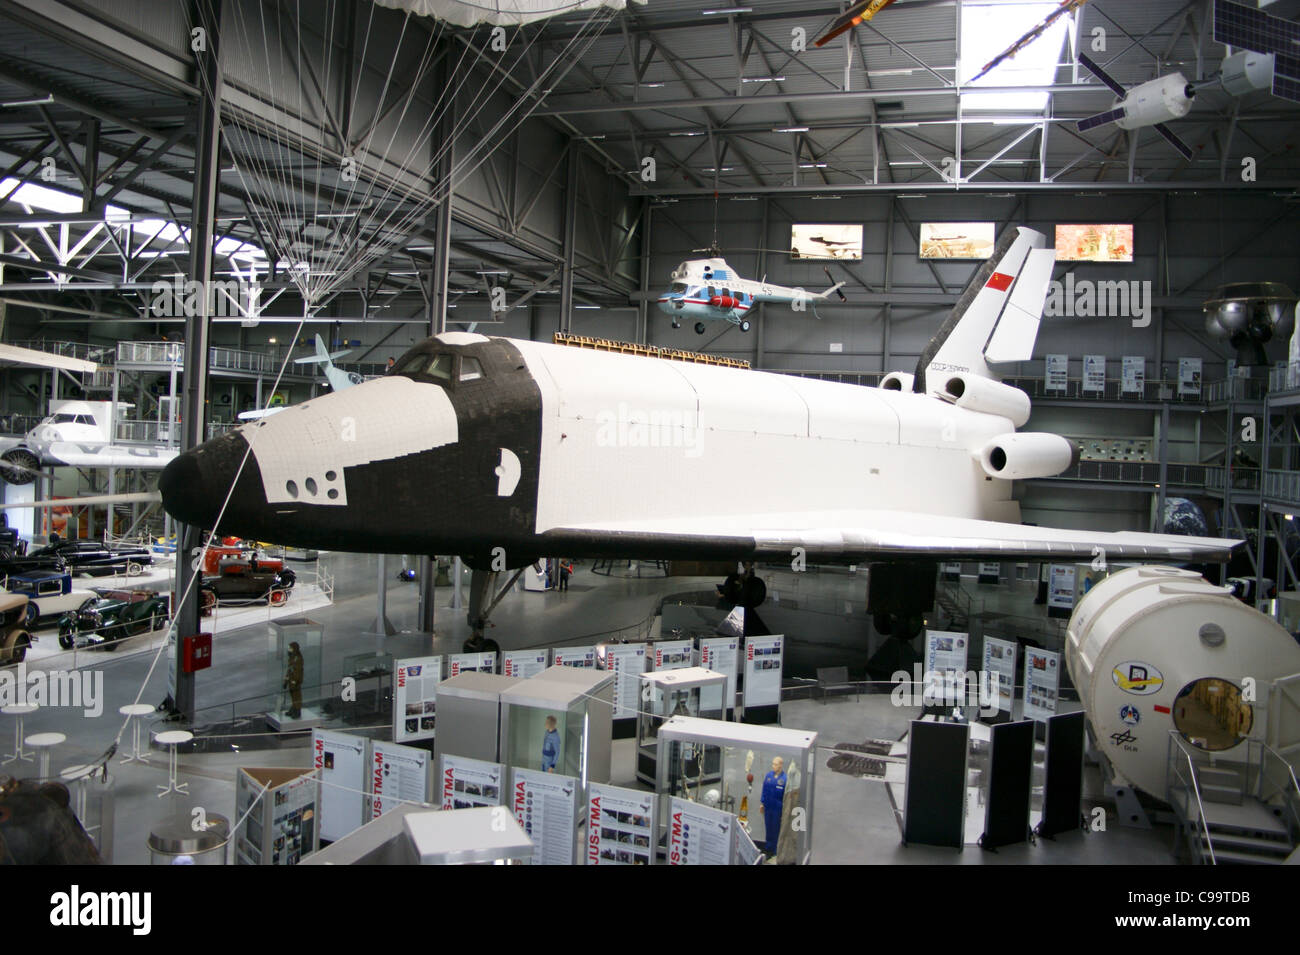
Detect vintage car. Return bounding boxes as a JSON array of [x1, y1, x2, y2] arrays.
[[0, 593, 33, 665], [0, 544, 66, 579], [26, 539, 152, 577], [56, 589, 171, 650], [3, 571, 98, 628], [200, 558, 296, 612]]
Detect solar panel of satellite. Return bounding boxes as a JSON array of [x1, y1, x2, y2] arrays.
[[1214, 0, 1300, 103]]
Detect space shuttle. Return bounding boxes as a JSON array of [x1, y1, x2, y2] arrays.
[[159, 226, 1236, 610]]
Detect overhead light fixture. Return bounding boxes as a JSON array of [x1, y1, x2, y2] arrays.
[[670, 131, 705, 137], [702, 7, 751, 14], [773, 126, 808, 133], [742, 76, 784, 84], [1, 95, 54, 108], [799, 163, 828, 169], [476, 270, 508, 275], [642, 82, 666, 89], [703, 166, 735, 173], [575, 305, 601, 309], [812, 195, 842, 200], [578, 134, 606, 141], [729, 196, 758, 201], [268, 337, 277, 344]]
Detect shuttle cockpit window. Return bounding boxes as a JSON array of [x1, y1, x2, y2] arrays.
[[458, 357, 484, 382], [671, 282, 687, 294], [395, 352, 453, 382]]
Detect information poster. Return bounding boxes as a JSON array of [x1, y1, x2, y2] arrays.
[[981, 637, 1018, 716], [605, 643, 648, 719], [512, 768, 578, 865], [312, 728, 367, 843], [440, 754, 503, 810], [1178, 357, 1203, 396], [667, 796, 733, 865], [925, 630, 968, 681], [941, 562, 962, 581], [1045, 354, 1068, 392], [734, 821, 762, 865], [1121, 356, 1145, 395], [743, 635, 784, 708], [448, 651, 496, 677], [698, 636, 739, 710], [1047, 565, 1076, 614], [393, 655, 442, 743], [268, 772, 319, 866], [978, 562, 1000, 584], [554, 646, 597, 668], [587, 782, 655, 865], [1083, 354, 1106, 394], [1022, 648, 1061, 723], [369, 741, 430, 819], [653, 638, 694, 671], [501, 649, 549, 679]]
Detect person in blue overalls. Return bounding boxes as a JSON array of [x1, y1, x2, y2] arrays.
[[759, 756, 786, 855], [541, 715, 560, 772]]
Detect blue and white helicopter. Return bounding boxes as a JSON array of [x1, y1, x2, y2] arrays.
[[656, 253, 847, 334]]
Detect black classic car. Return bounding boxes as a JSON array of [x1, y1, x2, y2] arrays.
[[26, 539, 153, 577], [57, 589, 171, 650]]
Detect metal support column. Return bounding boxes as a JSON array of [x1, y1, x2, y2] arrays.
[[374, 555, 396, 636], [635, 198, 652, 345], [173, 0, 223, 722], [559, 146, 578, 334], [418, 50, 453, 635]]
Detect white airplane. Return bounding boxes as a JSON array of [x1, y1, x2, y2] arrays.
[[0, 400, 177, 485], [657, 257, 845, 334], [237, 335, 366, 421], [159, 225, 1238, 639]]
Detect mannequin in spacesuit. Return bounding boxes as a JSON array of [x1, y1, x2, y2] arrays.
[[541, 715, 560, 772], [759, 756, 786, 854]]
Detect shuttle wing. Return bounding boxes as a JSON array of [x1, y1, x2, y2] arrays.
[[0, 343, 99, 374], [40, 442, 178, 470], [547, 509, 1238, 563]]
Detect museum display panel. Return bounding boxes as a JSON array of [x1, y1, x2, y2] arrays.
[[636, 667, 727, 785]]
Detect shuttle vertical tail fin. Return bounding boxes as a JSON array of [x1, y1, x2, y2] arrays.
[[913, 226, 1053, 395]]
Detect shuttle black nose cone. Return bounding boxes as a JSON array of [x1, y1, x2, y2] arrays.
[[159, 449, 212, 528]]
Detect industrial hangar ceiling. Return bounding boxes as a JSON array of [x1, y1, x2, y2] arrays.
[[0, 0, 1297, 327]]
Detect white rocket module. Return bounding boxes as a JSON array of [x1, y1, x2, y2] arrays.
[[1066, 566, 1300, 799], [1113, 73, 1195, 130]]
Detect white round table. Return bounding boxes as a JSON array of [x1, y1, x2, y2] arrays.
[[1, 703, 38, 765], [58, 763, 96, 822], [25, 731, 66, 779], [154, 730, 194, 797], [118, 704, 156, 763]]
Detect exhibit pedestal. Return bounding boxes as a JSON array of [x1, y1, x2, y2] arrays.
[[267, 707, 325, 732]]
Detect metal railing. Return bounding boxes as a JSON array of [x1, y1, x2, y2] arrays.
[[115, 341, 183, 365], [1261, 469, 1300, 506], [1166, 732, 1218, 865], [1257, 742, 1300, 844], [115, 418, 177, 444], [1043, 460, 1210, 487], [0, 412, 45, 437], [8, 340, 116, 363]]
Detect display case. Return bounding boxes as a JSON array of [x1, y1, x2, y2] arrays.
[[635, 667, 727, 786], [434, 672, 521, 768], [403, 807, 533, 864], [267, 617, 323, 730], [499, 673, 613, 786], [656, 716, 818, 864], [526, 665, 614, 783]]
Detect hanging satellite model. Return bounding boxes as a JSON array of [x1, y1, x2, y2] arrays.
[[1203, 282, 1298, 367], [968, 0, 1092, 83], [1074, 53, 1198, 160], [1213, 0, 1300, 103], [814, 0, 899, 47]]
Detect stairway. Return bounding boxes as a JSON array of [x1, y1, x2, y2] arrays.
[[933, 584, 968, 629], [1192, 762, 1296, 864], [1198, 798, 1294, 864]]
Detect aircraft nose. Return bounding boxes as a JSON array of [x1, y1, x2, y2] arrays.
[[159, 432, 251, 529]]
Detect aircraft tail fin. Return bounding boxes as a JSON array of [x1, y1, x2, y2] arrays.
[[293, 334, 352, 369], [912, 226, 1053, 395]]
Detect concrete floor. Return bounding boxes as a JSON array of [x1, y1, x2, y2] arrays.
[[2, 558, 1179, 864]]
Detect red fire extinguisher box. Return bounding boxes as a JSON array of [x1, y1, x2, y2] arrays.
[[182, 633, 213, 673]]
